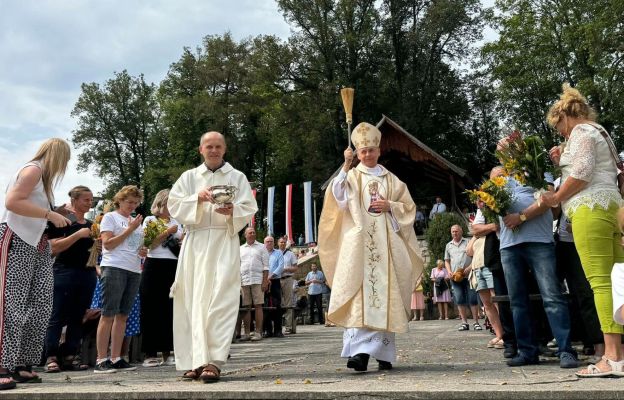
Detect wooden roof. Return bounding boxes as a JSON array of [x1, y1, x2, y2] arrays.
[[321, 115, 471, 190]]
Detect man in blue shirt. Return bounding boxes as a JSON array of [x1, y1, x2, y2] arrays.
[[263, 236, 284, 338], [497, 167, 578, 368], [305, 263, 326, 324]]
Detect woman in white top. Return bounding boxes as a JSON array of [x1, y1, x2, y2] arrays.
[[94, 185, 147, 374], [543, 84, 624, 378], [140, 189, 182, 367], [0, 138, 71, 390]]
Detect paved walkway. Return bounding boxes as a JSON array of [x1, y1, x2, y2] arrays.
[[5, 319, 621, 399]]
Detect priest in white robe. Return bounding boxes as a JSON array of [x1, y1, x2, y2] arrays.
[[318, 122, 423, 372], [167, 131, 257, 383]]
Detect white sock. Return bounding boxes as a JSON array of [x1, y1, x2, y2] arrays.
[[96, 358, 109, 364], [111, 357, 121, 363]]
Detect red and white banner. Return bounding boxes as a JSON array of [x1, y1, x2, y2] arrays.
[[251, 188, 257, 227], [285, 184, 293, 243]]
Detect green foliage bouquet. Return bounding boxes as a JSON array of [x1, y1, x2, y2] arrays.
[[496, 131, 554, 190], [144, 218, 167, 248]]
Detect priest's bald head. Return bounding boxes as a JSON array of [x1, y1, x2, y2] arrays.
[[351, 122, 381, 168], [199, 131, 226, 170]]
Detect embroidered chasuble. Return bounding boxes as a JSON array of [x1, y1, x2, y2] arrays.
[[167, 162, 257, 370], [319, 163, 424, 333]]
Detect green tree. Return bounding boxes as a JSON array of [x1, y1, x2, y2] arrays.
[[71, 70, 162, 200], [482, 0, 624, 147]]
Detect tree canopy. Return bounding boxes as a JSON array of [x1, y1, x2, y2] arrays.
[[71, 0, 624, 235]]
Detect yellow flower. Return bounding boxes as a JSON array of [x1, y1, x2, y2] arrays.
[[491, 176, 507, 188]]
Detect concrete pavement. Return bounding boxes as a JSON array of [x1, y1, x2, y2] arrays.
[[4, 319, 620, 400]]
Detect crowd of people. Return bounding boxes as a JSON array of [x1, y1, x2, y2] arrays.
[[2, 84, 624, 390]]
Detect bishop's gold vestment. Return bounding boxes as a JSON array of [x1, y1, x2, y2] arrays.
[[318, 163, 423, 334]]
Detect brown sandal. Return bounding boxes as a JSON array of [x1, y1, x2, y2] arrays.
[[45, 357, 61, 373], [182, 367, 202, 381], [199, 364, 220, 383]]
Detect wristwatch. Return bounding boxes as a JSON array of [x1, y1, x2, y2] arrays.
[[519, 212, 527, 223]]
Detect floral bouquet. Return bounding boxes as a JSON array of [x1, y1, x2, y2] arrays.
[[496, 131, 554, 191], [465, 176, 513, 224], [86, 213, 103, 268], [144, 218, 168, 248]]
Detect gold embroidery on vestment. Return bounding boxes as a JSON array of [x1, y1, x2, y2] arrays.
[[365, 220, 381, 309]]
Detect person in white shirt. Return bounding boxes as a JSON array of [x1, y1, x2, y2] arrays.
[[239, 227, 269, 341], [278, 236, 298, 332], [140, 189, 183, 367], [0, 138, 71, 389], [429, 196, 447, 219], [95, 185, 148, 374]]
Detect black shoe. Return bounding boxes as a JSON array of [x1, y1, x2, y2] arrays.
[[262, 332, 272, 338], [503, 347, 517, 359], [274, 332, 284, 338], [538, 344, 556, 357], [111, 359, 137, 371], [347, 353, 370, 372], [506, 354, 539, 367], [94, 359, 116, 374], [582, 345, 595, 356], [377, 360, 393, 370]]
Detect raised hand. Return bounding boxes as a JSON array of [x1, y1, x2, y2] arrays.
[[128, 215, 143, 231], [343, 147, 354, 171], [549, 146, 562, 166]]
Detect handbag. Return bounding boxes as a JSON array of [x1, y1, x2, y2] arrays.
[[590, 122, 624, 197], [451, 270, 465, 283], [162, 234, 181, 257], [434, 277, 448, 293]]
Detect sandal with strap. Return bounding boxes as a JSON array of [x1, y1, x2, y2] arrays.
[[0, 372, 16, 391], [576, 356, 624, 378], [473, 323, 483, 331], [63, 355, 89, 371], [458, 323, 469, 331], [46, 357, 61, 373], [199, 364, 221, 383], [182, 367, 202, 381], [12, 366, 42, 383]]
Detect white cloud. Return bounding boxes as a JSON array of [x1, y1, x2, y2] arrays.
[[0, 0, 291, 213]]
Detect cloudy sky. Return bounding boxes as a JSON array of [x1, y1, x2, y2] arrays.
[[0, 0, 291, 209]]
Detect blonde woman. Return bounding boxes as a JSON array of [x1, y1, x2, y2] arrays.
[[140, 189, 181, 367], [0, 138, 71, 390], [430, 260, 451, 320], [543, 84, 624, 377], [94, 185, 147, 374]]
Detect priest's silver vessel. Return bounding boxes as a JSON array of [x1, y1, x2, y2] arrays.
[[210, 185, 237, 207]]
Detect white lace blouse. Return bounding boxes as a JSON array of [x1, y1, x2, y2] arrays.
[[560, 123, 623, 215]]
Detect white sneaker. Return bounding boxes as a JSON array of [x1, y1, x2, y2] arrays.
[[164, 355, 175, 366], [142, 358, 161, 367], [250, 332, 262, 342]]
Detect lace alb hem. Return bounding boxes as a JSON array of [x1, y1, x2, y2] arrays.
[[563, 191, 624, 215]]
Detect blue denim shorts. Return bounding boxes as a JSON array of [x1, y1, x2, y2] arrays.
[[475, 266, 494, 292], [451, 278, 478, 306], [100, 266, 141, 316]]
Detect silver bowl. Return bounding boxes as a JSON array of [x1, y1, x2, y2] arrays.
[[210, 185, 238, 206]]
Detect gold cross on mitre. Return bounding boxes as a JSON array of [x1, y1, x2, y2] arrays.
[[351, 122, 382, 150]]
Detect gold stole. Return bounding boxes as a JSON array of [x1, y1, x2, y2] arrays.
[[356, 166, 393, 330]]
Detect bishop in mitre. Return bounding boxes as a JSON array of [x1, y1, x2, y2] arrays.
[[167, 131, 257, 383], [318, 122, 423, 372]]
